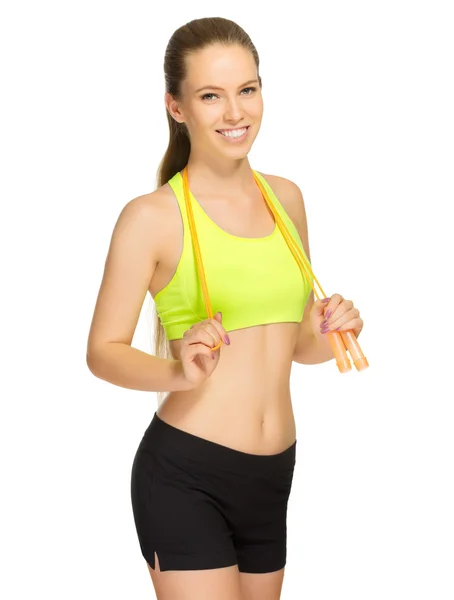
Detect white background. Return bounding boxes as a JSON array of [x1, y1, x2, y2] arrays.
[[1, 1, 453, 598]]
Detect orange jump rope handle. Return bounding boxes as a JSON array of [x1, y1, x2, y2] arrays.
[[326, 329, 369, 373], [326, 331, 352, 373], [340, 330, 369, 371]]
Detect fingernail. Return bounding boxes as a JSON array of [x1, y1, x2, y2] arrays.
[[212, 352, 216, 359], [224, 335, 230, 345], [325, 310, 332, 319], [322, 298, 330, 303]]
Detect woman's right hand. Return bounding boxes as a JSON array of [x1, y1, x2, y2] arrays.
[[179, 312, 228, 389]]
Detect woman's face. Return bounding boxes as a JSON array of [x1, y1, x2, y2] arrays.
[[167, 44, 263, 159]]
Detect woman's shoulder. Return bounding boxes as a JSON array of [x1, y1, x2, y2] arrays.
[[116, 181, 176, 231], [125, 180, 174, 211], [254, 171, 306, 224], [110, 182, 177, 260], [255, 171, 302, 196]]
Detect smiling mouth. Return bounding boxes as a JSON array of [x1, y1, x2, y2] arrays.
[[216, 126, 250, 138]]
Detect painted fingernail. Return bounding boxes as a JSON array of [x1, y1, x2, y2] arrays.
[[322, 298, 330, 303], [325, 310, 332, 319], [224, 335, 230, 345], [212, 352, 216, 359], [321, 326, 330, 334]]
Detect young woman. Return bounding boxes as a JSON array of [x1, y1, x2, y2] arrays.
[[87, 16, 363, 600]]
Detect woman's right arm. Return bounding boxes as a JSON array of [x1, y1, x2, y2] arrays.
[[86, 191, 192, 392]]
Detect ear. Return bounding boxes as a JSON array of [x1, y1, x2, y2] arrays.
[[165, 92, 185, 124]]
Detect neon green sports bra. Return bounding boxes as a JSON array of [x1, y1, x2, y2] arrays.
[[153, 170, 312, 341]]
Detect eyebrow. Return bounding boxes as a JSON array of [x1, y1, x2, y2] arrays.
[[194, 79, 259, 94]]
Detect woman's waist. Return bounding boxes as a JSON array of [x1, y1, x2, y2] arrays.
[[137, 410, 296, 480], [156, 390, 296, 455]]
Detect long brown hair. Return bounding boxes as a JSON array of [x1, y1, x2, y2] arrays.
[[152, 17, 262, 407]]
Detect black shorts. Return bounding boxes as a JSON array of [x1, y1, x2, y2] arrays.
[[130, 411, 296, 573]]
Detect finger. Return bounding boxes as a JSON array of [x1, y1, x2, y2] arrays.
[[324, 296, 350, 322], [190, 316, 228, 344], [321, 293, 343, 320], [333, 317, 363, 335], [185, 327, 219, 349], [188, 321, 223, 345], [185, 342, 215, 361], [312, 297, 331, 318], [205, 317, 228, 343], [203, 323, 224, 346], [326, 307, 359, 330]]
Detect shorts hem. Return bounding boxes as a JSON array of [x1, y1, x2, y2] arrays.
[[238, 550, 287, 574], [238, 560, 286, 574], [143, 548, 238, 572]]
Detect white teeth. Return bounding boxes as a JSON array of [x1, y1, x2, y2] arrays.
[[219, 127, 248, 138]]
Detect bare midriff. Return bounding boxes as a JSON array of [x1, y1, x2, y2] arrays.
[[159, 322, 298, 455]]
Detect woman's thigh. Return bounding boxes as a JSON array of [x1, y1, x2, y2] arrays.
[[148, 552, 243, 600], [239, 568, 286, 600]]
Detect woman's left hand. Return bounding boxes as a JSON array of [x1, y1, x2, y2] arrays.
[[310, 293, 363, 342]]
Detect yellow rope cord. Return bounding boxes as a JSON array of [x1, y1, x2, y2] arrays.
[[252, 174, 326, 301], [182, 167, 223, 348]]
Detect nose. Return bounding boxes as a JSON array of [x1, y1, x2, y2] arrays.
[[224, 96, 243, 122]]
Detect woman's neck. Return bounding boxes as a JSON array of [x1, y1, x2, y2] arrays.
[[185, 156, 256, 196]]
